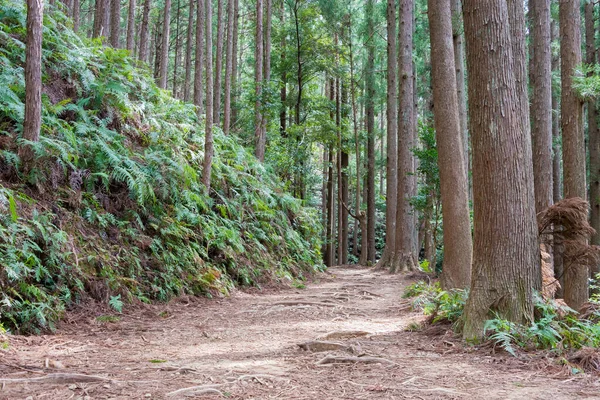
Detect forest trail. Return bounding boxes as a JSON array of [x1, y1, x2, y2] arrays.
[[1, 266, 599, 399]]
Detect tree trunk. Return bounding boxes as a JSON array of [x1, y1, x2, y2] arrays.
[[158, 0, 171, 89], [461, 0, 540, 340], [428, 0, 472, 289], [259, 0, 272, 147], [173, 0, 182, 96], [183, 0, 195, 101], [194, 0, 205, 112], [230, 0, 240, 129], [530, 0, 553, 220], [214, 0, 225, 124], [93, 0, 108, 38], [586, 2, 600, 279], [376, 0, 398, 270], [125, 0, 135, 51], [222, 0, 234, 133], [560, 0, 587, 309], [254, 0, 265, 161], [279, 1, 286, 136], [138, 0, 151, 62], [349, 17, 361, 260], [21, 0, 44, 166], [326, 79, 335, 267], [73, 0, 80, 32], [365, 0, 376, 265], [391, 0, 417, 273], [202, 0, 214, 191], [450, 0, 468, 185], [110, 0, 120, 47]]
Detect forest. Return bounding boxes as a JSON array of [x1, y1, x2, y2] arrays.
[[2, 0, 600, 397]]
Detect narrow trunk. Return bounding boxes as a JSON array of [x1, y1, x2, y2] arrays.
[[21, 0, 44, 165], [202, 0, 214, 191], [392, 0, 417, 273], [279, 0, 286, 136], [450, 0, 468, 183], [560, 0, 587, 309], [223, 0, 235, 133], [259, 0, 272, 147], [230, 0, 240, 129], [254, 0, 265, 161], [376, 0, 398, 270], [428, 0, 472, 289], [126, 0, 136, 52], [462, 0, 540, 340], [173, 0, 182, 96], [93, 0, 108, 38], [365, 0, 376, 265], [213, 0, 225, 123], [110, 0, 120, 47], [183, 0, 195, 101], [158, 0, 171, 89], [138, 0, 151, 62], [586, 2, 600, 279], [194, 0, 205, 112], [73, 0, 80, 32]]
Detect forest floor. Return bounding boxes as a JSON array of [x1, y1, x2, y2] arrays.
[[1, 266, 599, 400]]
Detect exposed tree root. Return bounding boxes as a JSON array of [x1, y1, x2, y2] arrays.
[[268, 301, 348, 308], [0, 373, 112, 384], [316, 355, 397, 366], [319, 330, 370, 340], [166, 374, 285, 397], [297, 340, 354, 353]]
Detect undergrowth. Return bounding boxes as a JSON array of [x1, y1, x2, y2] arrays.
[[404, 281, 600, 361], [0, 2, 323, 333]]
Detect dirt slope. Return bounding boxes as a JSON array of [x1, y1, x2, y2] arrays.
[[1, 266, 599, 399]]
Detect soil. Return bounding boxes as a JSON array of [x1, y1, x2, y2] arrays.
[[1, 266, 599, 399]]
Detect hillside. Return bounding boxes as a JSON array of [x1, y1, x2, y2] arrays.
[[0, 1, 322, 333]]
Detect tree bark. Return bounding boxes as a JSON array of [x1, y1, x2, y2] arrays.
[[183, 0, 195, 101], [138, 0, 151, 62], [376, 0, 398, 270], [158, 0, 171, 89], [230, 0, 240, 129], [213, 0, 225, 123], [586, 2, 600, 279], [365, 0, 376, 265], [279, 0, 286, 137], [202, 0, 214, 191], [21, 0, 44, 166], [126, 0, 135, 52], [173, 0, 182, 96], [560, 0, 587, 309], [428, 0, 472, 289], [259, 0, 272, 147], [194, 0, 205, 112], [254, 0, 265, 161], [391, 0, 417, 273], [462, 0, 540, 340], [93, 0, 108, 38], [73, 0, 80, 32], [222, 0, 235, 133], [110, 0, 120, 47]]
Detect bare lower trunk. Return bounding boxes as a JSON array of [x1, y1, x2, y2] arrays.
[[365, 0, 376, 265], [109, 0, 120, 47], [158, 0, 171, 89], [560, 0, 587, 309], [194, 0, 205, 112], [183, 0, 195, 101], [213, 0, 225, 124], [202, 0, 214, 191], [462, 0, 539, 340], [428, 0, 472, 289], [126, 0, 135, 52], [254, 0, 265, 161], [222, 0, 235, 133], [138, 0, 151, 62], [21, 0, 44, 166]]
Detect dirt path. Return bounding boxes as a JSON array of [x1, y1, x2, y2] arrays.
[[1, 266, 599, 399]]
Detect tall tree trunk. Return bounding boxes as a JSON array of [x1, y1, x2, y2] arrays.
[[428, 0, 472, 289], [326, 78, 335, 267], [531, 0, 553, 219], [21, 0, 44, 166], [158, 0, 171, 89], [230, 0, 240, 129], [254, 0, 265, 161], [173, 0, 182, 96], [202, 0, 214, 191], [560, 0, 587, 309], [223, 0, 235, 133], [450, 0, 468, 185], [365, 0, 376, 265], [391, 0, 417, 273], [259, 0, 272, 147], [138, 0, 151, 62], [183, 0, 195, 101], [126, 0, 135, 51], [152, 17, 161, 77], [194, 0, 205, 112], [376, 0, 398, 270], [214, 0, 225, 123], [279, 0, 286, 136], [110, 0, 120, 47], [586, 2, 600, 279], [462, 0, 540, 340], [73, 0, 80, 32], [348, 16, 361, 261], [551, 20, 563, 297], [341, 82, 350, 265], [93, 0, 108, 38], [293, 0, 301, 126]]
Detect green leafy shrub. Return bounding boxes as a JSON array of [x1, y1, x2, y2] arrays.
[[403, 281, 467, 325], [0, 2, 323, 333]]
